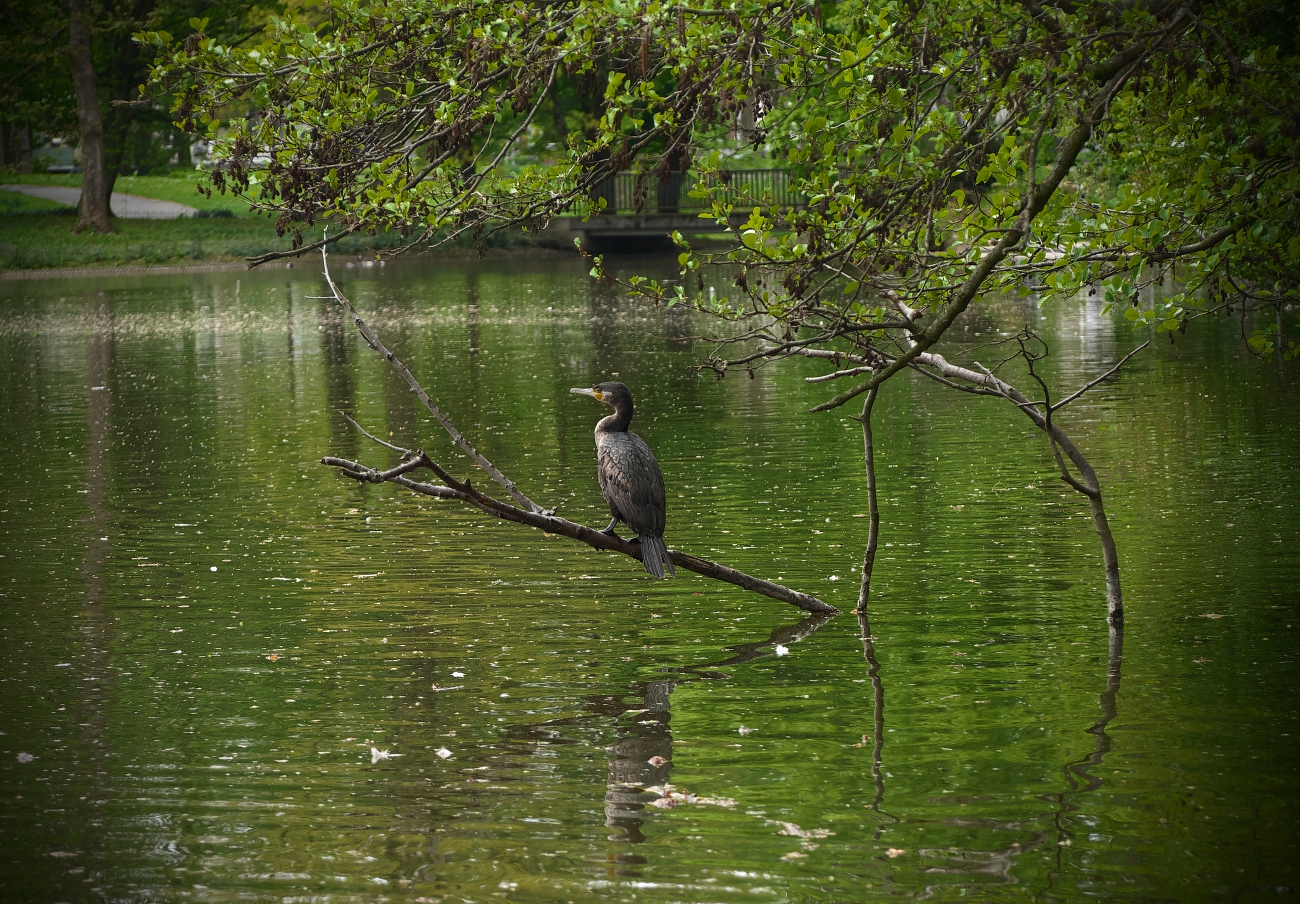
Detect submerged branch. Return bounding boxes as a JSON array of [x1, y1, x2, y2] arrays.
[[773, 339, 1139, 625]]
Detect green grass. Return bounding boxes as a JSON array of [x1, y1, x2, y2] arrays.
[[0, 215, 413, 270], [1, 171, 255, 216], [0, 170, 533, 269], [0, 188, 74, 216]]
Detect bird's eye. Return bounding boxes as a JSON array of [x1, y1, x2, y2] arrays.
[[593, 390, 603, 400]]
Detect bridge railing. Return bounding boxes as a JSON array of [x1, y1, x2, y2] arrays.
[[590, 169, 798, 215]]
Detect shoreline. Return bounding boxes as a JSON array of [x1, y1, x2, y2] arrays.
[[0, 245, 575, 281]]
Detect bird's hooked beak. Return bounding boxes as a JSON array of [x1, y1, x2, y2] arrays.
[[570, 387, 605, 402]]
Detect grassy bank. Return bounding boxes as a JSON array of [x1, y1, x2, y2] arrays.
[[1, 172, 535, 271], [0, 214, 416, 270]]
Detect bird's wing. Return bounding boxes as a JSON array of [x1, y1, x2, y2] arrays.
[[596, 431, 666, 536]]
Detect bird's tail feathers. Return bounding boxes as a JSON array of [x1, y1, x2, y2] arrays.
[[639, 535, 675, 579]]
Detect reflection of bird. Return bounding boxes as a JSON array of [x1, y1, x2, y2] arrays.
[[570, 382, 674, 578]]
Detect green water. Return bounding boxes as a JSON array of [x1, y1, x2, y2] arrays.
[[0, 256, 1296, 902]]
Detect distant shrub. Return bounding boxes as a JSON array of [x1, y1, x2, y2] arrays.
[[193, 208, 233, 218]]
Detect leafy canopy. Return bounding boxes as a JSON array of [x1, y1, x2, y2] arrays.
[[145, 0, 1300, 384]]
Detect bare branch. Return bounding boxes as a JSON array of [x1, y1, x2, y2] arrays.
[[321, 436, 838, 615], [1052, 340, 1151, 411], [317, 251, 836, 615], [320, 246, 545, 513]]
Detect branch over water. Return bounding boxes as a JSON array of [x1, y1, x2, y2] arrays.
[[315, 249, 837, 615]]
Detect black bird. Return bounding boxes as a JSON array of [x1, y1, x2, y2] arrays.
[[570, 381, 675, 578]]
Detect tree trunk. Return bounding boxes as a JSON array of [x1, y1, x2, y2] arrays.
[[68, 0, 111, 233], [18, 123, 32, 173], [102, 107, 133, 204], [856, 387, 881, 613]]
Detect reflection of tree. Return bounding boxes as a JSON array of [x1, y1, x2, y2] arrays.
[[76, 295, 115, 885], [465, 267, 482, 402], [856, 610, 1063, 896], [285, 280, 297, 398], [587, 281, 621, 378]]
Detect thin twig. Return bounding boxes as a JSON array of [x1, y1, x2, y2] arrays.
[[320, 246, 544, 513], [1052, 341, 1150, 410]]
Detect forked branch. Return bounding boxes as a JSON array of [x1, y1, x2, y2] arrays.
[[316, 251, 836, 615]]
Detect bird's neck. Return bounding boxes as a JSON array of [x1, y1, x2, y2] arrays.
[[597, 403, 633, 433]]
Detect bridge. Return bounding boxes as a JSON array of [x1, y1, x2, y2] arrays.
[[537, 168, 796, 250]]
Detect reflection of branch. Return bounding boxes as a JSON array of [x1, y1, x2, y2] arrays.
[[1048, 625, 1124, 883], [676, 610, 836, 676], [316, 252, 836, 614], [511, 610, 838, 845], [857, 611, 887, 815]]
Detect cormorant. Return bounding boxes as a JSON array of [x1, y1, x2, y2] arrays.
[[570, 382, 675, 579]]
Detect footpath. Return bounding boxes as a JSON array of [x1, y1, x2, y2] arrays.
[[1, 184, 198, 219]]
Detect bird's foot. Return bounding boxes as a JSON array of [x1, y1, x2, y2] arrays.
[[600, 527, 623, 541]]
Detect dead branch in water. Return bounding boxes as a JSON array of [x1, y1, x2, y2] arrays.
[[771, 334, 1145, 626], [314, 250, 837, 615]]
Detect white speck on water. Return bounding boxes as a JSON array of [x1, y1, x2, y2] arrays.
[[210, 566, 217, 572], [370, 747, 400, 764], [775, 645, 790, 656], [738, 725, 755, 736], [435, 747, 453, 760], [452, 671, 465, 678], [55, 663, 70, 667], [17, 752, 35, 763], [828, 575, 841, 581]]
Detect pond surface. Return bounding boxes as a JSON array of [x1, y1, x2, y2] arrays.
[[0, 255, 1297, 902]]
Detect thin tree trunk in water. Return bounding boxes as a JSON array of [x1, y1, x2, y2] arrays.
[[904, 348, 1126, 624], [856, 387, 880, 613], [787, 343, 1131, 624], [68, 0, 111, 233], [1058, 438, 1123, 625]]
